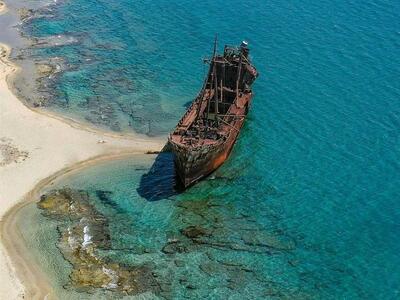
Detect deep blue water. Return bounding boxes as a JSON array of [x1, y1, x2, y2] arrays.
[[11, 0, 400, 299]]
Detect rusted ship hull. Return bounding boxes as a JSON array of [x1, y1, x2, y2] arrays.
[[171, 98, 251, 187], [169, 40, 258, 188]]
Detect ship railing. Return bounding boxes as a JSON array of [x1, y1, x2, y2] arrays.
[[176, 92, 204, 127]]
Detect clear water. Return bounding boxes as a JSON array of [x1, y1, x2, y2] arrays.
[[10, 0, 400, 299]]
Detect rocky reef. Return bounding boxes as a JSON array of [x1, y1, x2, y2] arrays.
[[36, 185, 320, 299], [155, 196, 312, 298], [38, 188, 160, 296]]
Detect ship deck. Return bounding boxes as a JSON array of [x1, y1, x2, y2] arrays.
[[169, 90, 251, 149]]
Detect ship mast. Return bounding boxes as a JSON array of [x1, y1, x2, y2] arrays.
[[206, 35, 218, 121], [214, 54, 219, 120], [235, 44, 244, 106]]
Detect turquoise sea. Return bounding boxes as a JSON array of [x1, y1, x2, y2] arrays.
[[7, 0, 400, 299]]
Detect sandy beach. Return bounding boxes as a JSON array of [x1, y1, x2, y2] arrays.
[[0, 39, 165, 299]]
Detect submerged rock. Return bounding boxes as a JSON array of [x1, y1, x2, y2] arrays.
[[18, 7, 34, 21], [161, 240, 187, 254], [38, 188, 160, 296], [69, 263, 156, 295], [80, 96, 121, 131], [174, 259, 185, 267], [36, 64, 55, 77], [38, 188, 91, 218], [241, 231, 296, 251], [180, 225, 209, 239], [199, 261, 223, 276]]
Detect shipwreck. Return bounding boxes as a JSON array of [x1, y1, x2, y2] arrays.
[[168, 39, 258, 187]]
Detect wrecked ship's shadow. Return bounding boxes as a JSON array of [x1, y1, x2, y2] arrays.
[[137, 151, 184, 201]]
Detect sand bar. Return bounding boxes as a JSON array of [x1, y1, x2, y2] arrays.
[[0, 41, 165, 299]]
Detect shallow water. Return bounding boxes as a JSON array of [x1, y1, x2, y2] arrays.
[[17, 155, 317, 299], [17, 145, 400, 299], [8, 0, 400, 298]]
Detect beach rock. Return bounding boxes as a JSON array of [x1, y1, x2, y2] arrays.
[[0, 48, 6, 59], [38, 190, 71, 214], [36, 64, 55, 77], [18, 8, 34, 21], [38, 188, 91, 218], [70, 266, 112, 289], [69, 262, 158, 295], [38, 188, 161, 296]]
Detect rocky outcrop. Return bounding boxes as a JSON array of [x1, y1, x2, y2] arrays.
[[36, 64, 55, 77], [17, 7, 34, 22], [38, 188, 160, 296]]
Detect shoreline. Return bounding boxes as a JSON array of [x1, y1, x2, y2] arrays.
[[0, 39, 166, 300], [1, 152, 156, 300], [3, 0, 152, 141], [6, 52, 159, 142]]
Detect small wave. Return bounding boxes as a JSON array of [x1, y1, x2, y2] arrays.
[[82, 225, 92, 248]]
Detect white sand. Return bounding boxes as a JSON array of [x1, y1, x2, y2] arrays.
[[0, 1, 7, 15], [0, 42, 165, 299]]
